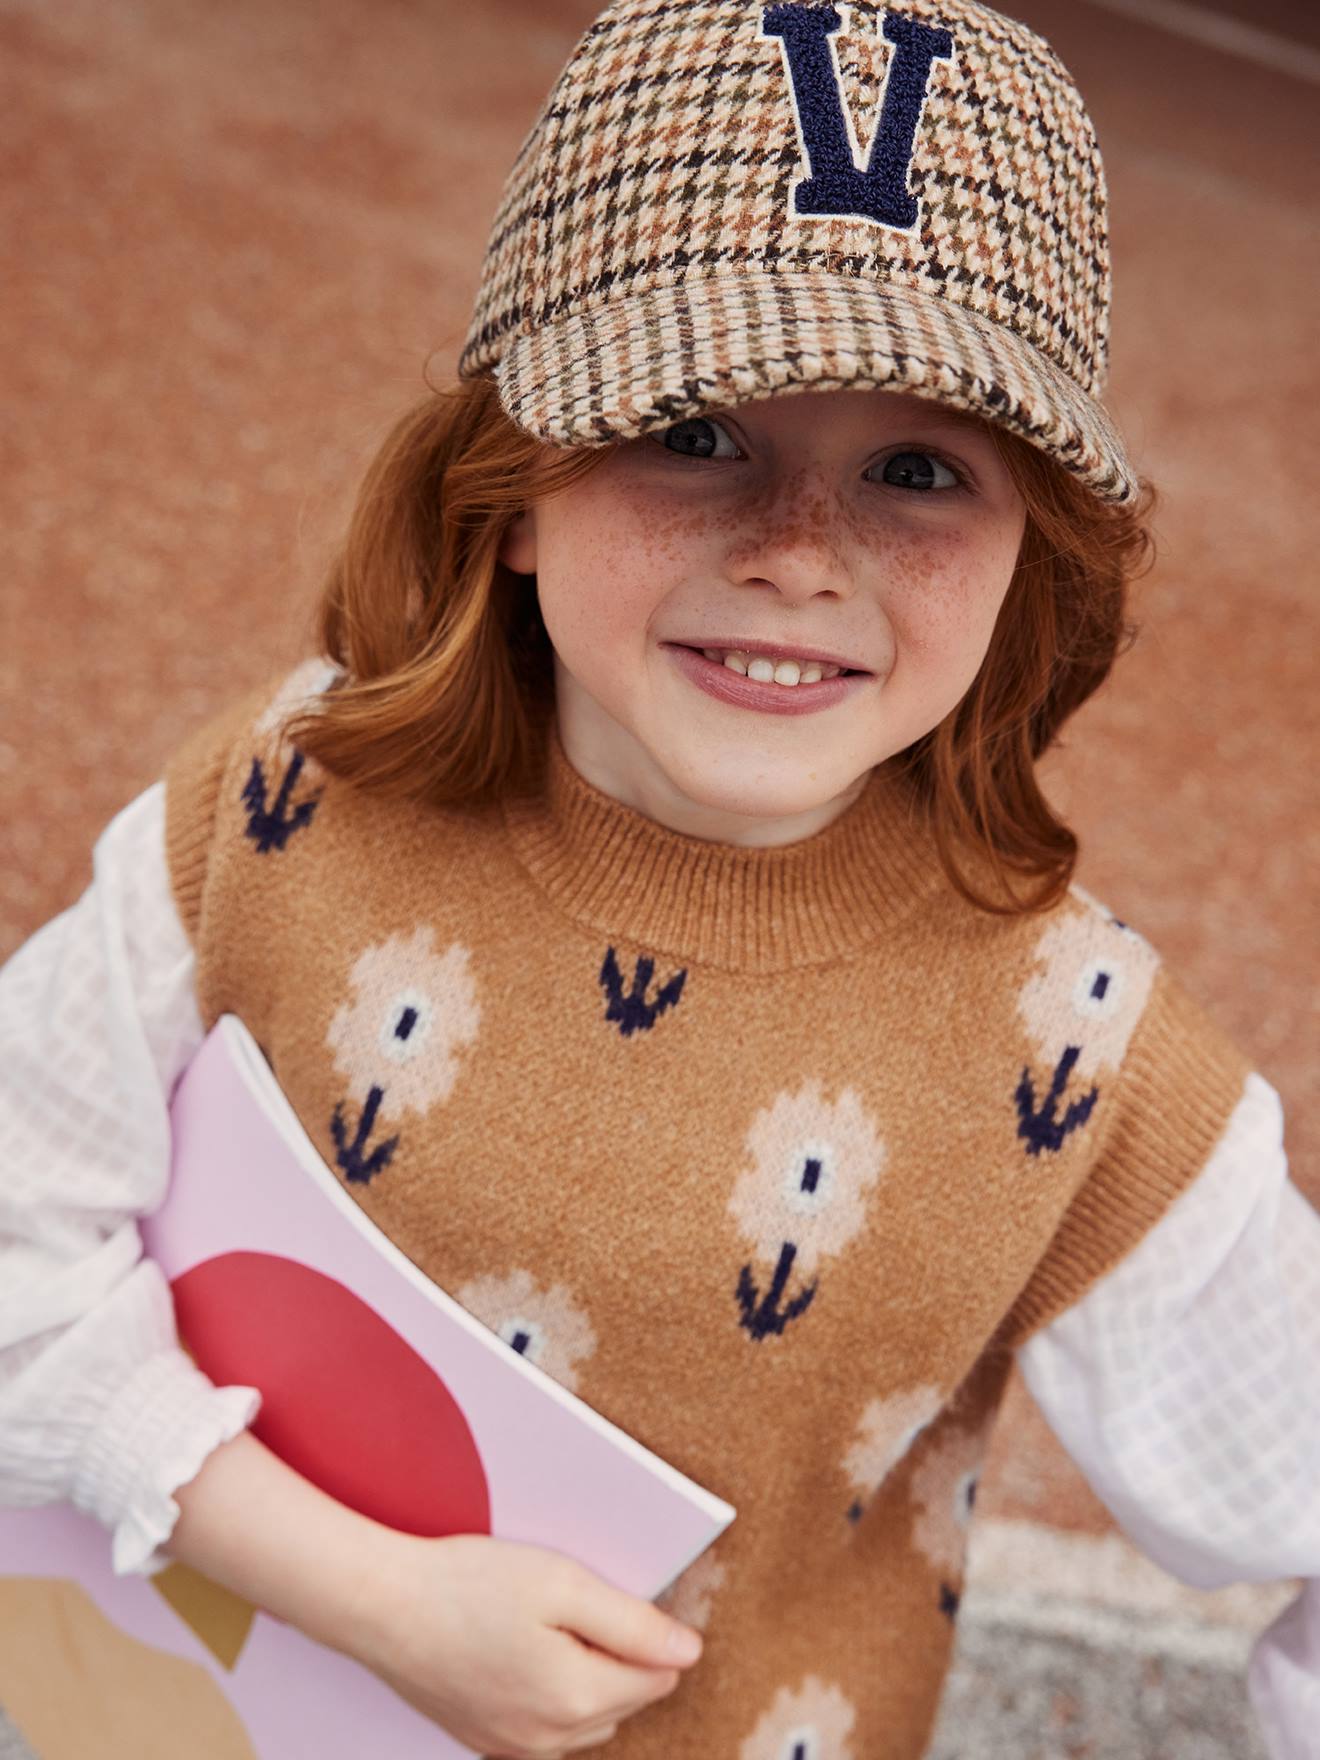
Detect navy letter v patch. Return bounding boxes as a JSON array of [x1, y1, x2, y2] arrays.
[[760, 4, 954, 232]]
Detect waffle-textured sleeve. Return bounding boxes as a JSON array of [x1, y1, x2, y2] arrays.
[[1015, 1069, 1320, 1757], [0, 781, 259, 1575], [996, 960, 1258, 1353]]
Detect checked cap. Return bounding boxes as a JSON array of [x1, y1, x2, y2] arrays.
[[458, 0, 1137, 503]]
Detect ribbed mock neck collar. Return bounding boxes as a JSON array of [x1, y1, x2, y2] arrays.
[[501, 706, 950, 973]]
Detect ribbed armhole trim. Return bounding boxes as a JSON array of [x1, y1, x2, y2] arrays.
[[999, 966, 1256, 1351], [162, 680, 280, 944]]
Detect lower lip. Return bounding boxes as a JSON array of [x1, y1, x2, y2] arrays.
[[663, 645, 871, 716]]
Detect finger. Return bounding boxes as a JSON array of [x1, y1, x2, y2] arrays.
[[561, 1639, 682, 1710], [559, 1653, 683, 1736], [557, 1563, 702, 1672]]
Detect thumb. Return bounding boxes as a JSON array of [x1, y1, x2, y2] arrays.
[[560, 1567, 703, 1668]]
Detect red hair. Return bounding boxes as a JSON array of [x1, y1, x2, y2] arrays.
[[287, 372, 1155, 916]]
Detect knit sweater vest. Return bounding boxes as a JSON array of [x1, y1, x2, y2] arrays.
[[163, 661, 1253, 1760]]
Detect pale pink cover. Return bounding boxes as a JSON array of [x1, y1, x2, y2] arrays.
[[0, 1014, 735, 1758]]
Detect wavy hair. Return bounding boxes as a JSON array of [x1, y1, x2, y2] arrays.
[[287, 371, 1155, 916]]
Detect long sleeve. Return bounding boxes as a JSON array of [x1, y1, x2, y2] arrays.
[[1015, 1070, 1320, 1759], [0, 782, 259, 1575]]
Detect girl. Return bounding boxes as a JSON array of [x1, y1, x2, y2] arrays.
[[2, 2, 1317, 1759]]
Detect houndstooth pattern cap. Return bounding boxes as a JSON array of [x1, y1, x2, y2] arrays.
[[458, 0, 1139, 504]]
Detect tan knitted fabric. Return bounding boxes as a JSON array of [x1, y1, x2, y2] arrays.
[[458, 0, 1137, 503], [163, 663, 1254, 1759]]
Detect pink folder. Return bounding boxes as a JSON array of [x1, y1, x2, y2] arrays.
[[0, 1014, 735, 1759]]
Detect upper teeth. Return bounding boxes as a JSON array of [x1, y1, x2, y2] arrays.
[[700, 649, 846, 686]]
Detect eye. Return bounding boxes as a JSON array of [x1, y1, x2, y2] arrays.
[[650, 416, 741, 460], [870, 449, 963, 492]]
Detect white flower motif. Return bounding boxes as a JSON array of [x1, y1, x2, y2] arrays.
[[253, 657, 342, 739], [739, 1675, 858, 1760], [252, 657, 343, 783], [1016, 899, 1159, 1080], [655, 1547, 728, 1632], [326, 926, 480, 1121], [453, 1268, 597, 1392], [842, 1383, 946, 1506], [909, 1424, 987, 1579], [727, 1082, 887, 1275]]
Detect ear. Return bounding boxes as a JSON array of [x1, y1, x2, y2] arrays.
[[498, 507, 538, 575]]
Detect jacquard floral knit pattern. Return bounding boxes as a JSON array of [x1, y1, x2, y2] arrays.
[[326, 927, 482, 1117], [840, 1380, 944, 1520], [324, 926, 482, 1184], [161, 663, 1257, 1759], [453, 1268, 599, 1391], [239, 658, 340, 857], [458, 0, 1136, 501], [1014, 893, 1160, 1158], [251, 657, 342, 751], [727, 1081, 888, 1341], [909, 1420, 986, 1579], [737, 1677, 859, 1760], [653, 1546, 731, 1633]]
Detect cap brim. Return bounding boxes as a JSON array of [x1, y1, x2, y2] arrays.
[[493, 271, 1139, 505]]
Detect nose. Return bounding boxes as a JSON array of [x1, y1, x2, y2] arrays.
[[722, 475, 855, 605]]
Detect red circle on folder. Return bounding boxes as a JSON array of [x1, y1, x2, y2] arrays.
[[172, 1251, 492, 1538]]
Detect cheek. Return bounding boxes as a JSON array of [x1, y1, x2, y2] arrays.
[[883, 524, 1018, 663], [541, 482, 723, 641], [613, 479, 732, 576], [532, 484, 686, 661]]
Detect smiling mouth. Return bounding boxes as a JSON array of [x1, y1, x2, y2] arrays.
[[674, 645, 870, 679]]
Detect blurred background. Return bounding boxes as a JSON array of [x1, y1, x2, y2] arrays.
[[2, 0, 1317, 1753]]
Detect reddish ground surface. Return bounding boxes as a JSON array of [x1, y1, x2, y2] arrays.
[[2, 0, 1316, 1540]]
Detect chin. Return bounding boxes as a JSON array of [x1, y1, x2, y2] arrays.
[[665, 757, 862, 826]]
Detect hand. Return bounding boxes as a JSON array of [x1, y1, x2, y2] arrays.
[[167, 1433, 703, 1759], [354, 1530, 703, 1758]]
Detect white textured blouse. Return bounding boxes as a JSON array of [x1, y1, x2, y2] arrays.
[[1, 783, 1317, 1756]]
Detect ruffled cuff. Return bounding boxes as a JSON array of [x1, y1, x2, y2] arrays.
[[69, 1348, 260, 1575]]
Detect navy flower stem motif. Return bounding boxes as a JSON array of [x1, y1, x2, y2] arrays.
[[1015, 1045, 1100, 1156], [599, 947, 687, 1037], [736, 1239, 818, 1341], [242, 751, 320, 854], [330, 1085, 399, 1183]]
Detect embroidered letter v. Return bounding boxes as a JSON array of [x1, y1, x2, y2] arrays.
[[760, 4, 954, 231]]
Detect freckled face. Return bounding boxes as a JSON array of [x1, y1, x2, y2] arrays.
[[498, 387, 1027, 838]]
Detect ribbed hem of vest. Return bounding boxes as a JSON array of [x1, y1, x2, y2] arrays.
[[500, 708, 949, 972]]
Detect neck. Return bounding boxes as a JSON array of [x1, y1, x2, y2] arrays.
[[500, 696, 950, 973]]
